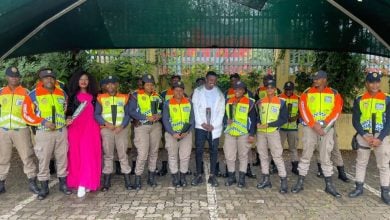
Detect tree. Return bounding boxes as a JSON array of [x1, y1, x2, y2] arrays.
[[312, 51, 364, 112]]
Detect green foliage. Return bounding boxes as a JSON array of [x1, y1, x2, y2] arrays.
[[294, 71, 312, 93], [312, 51, 364, 112], [88, 56, 154, 93]]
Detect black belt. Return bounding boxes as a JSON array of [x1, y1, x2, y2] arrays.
[[142, 121, 154, 125]]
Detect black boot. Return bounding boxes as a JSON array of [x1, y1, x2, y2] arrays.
[[381, 186, 390, 205], [291, 161, 299, 175], [225, 172, 237, 186], [134, 175, 142, 190], [147, 171, 157, 187], [101, 174, 111, 192], [349, 182, 364, 198], [28, 177, 40, 194], [215, 162, 223, 177], [317, 163, 324, 178], [171, 173, 180, 188], [185, 169, 192, 176], [37, 180, 49, 200], [115, 161, 122, 175], [49, 160, 56, 175], [158, 161, 168, 176], [238, 172, 246, 188], [130, 161, 136, 175], [222, 165, 228, 178], [324, 176, 341, 198], [279, 177, 288, 194], [58, 177, 71, 195], [257, 174, 272, 189], [253, 153, 260, 166], [0, 180, 5, 193], [180, 172, 187, 187], [291, 175, 305, 193], [337, 166, 350, 182], [124, 174, 133, 190], [246, 164, 256, 179], [269, 160, 278, 175], [208, 175, 219, 187]]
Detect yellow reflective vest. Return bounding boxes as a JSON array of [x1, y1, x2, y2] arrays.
[[97, 93, 129, 126], [168, 97, 191, 132], [225, 96, 251, 136], [258, 96, 283, 133], [0, 86, 29, 129]]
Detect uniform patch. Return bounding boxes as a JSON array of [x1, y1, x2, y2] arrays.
[[104, 101, 111, 106], [16, 99, 23, 106], [142, 96, 147, 101], [117, 101, 124, 106], [173, 107, 178, 112], [41, 98, 48, 105], [363, 102, 369, 109], [292, 102, 298, 107], [309, 96, 315, 103], [271, 106, 279, 113], [239, 106, 247, 112], [183, 106, 190, 112], [324, 96, 333, 103], [375, 103, 384, 110], [57, 98, 65, 105], [1, 98, 8, 105]]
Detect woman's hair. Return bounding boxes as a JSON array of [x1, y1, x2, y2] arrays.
[[67, 69, 98, 98]]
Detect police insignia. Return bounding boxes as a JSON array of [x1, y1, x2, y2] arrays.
[[117, 101, 124, 106], [16, 99, 23, 106], [11, 67, 18, 73], [57, 98, 65, 104], [324, 96, 333, 103], [271, 106, 278, 113], [2, 98, 7, 105], [148, 75, 152, 79], [239, 106, 247, 112], [105, 101, 110, 106], [373, 72, 378, 78], [173, 108, 177, 112], [183, 107, 190, 112], [41, 98, 48, 104], [375, 103, 384, 110], [309, 96, 315, 103], [142, 96, 147, 101]]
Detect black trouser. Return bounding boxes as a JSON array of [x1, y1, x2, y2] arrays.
[[195, 128, 219, 175]]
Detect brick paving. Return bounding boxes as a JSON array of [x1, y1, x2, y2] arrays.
[[0, 149, 389, 220]]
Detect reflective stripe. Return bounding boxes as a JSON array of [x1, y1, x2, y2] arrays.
[[225, 96, 250, 136], [168, 98, 191, 132], [359, 92, 387, 133], [258, 96, 281, 133]]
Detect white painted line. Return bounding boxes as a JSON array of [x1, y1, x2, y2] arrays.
[[0, 179, 59, 219], [204, 160, 219, 220], [345, 172, 381, 197]]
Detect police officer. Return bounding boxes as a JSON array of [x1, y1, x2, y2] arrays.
[[223, 81, 256, 187], [279, 81, 300, 175], [349, 72, 390, 205], [158, 75, 182, 176], [95, 76, 132, 191], [162, 81, 194, 187], [256, 79, 288, 193], [22, 68, 71, 200], [0, 67, 39, 194], [291, 70, 343, 198], [129, 74, 163, 189]]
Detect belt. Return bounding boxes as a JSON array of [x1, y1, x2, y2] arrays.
[[37, 128, 64, 132], [142, 121, 154, 125], [1, 128, 20, 131]]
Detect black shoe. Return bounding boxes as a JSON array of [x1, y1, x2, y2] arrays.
[[49, 160, 56, 175], [147, 171, 157, 187], [171, 173, 180, 188], [279, 177, 288, 194], [180, 172, 188, 187], [257, 174, 272, 189], [124, 174, 133, 190], [381, 186, 390, 205], [37, 180, 49, 200], [225, 172, 237, 186], [246, 164, 256, 179], [130, 161, 136, 175], [238, 172, 246, 188], [101, 174, 111, 192], [135, 175, 142, 190], [317, 163, 324, 178], [324, 176, 341, 198], [349, 182, 364, 198], [253, 153, 260, 166], [291, 175, 305, 193], [269, 160, 278, 175], [158, 161, 168, 176], [337, 166, 350, 182], [115, 161, 122, 175], [28, 177, 40, 194], [58, 177, 71, 195], [208, 175, 219, 187], [221, 165, 228, 178], [291, 161, 299, 176], [191, 175, 203, 186], [0, 180, 5, 194]]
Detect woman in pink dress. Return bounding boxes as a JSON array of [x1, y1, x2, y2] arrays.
[[66, 69, 101, 198]]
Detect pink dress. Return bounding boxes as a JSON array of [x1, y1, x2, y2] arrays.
[[67, 92, 101, 190]]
